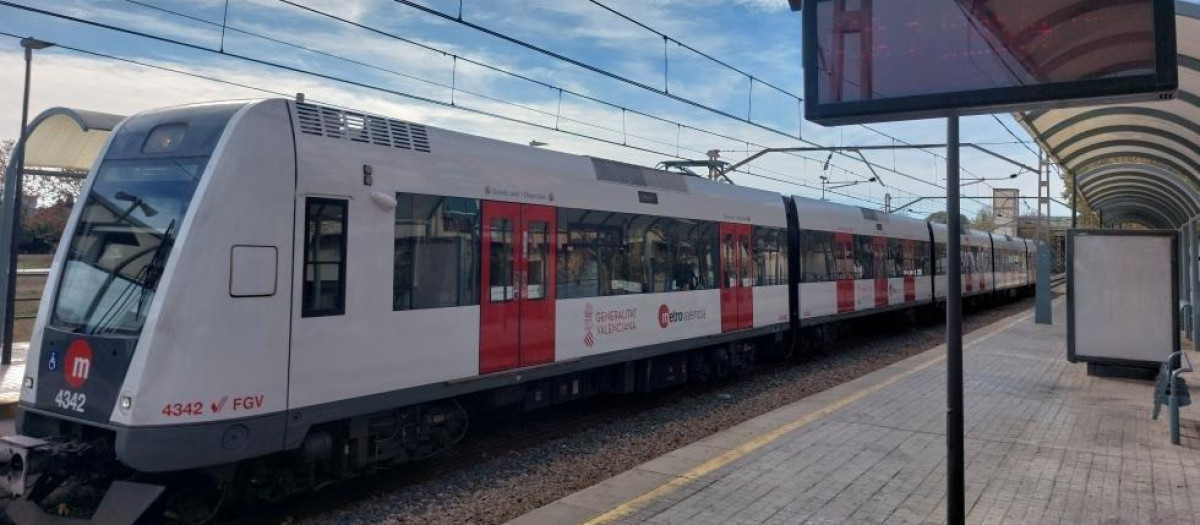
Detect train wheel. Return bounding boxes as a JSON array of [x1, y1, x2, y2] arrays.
[[159, 473, 228, 525]]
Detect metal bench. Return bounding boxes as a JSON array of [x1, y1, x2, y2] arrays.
[[1153, 351, 1194, 445]]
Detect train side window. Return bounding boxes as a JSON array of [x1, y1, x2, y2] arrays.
[[556, 208, 630, 298], [886, 239, 902, 278], [800, 230, 833, 283], [722, 232, 735, 288], [302, 198, 347, 317], [691, 221, 718, 290], [488, 217, 515, 302], [393, 193, 480, 310], [854, 236, 874, 280], [754, 227, 788, 286], [527, 221, 549, 300]]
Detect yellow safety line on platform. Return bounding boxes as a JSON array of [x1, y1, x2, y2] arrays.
[[583, 305, 1046, 525]]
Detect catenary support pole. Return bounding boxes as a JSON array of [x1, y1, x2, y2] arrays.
[[0, 41, 40, 365], [946, 115, 965, 525]]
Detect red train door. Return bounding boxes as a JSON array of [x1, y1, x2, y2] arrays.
[[520, 205, 556, 367], [480, 202, 556, 374], [736, 224, 753, 330], [873, 236, 887, 307], [835, 233, 855, 313], [720, 223, 754, 332], [902, 240, 916, 302], [720, 223, 739, 332]]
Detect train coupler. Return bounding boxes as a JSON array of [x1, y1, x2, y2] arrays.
[[0, 435, 165, 524]]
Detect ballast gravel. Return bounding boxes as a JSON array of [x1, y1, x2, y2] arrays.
[[292, 297, 1037, 525]]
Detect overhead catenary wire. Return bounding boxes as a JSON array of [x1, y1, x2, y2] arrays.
[[0, 21, 937, 214], [123, 0, 941, 210], [277, 0, 946, 192], [382, 0, 955, 191], [582, 0, 1046, 184], [117, 0, 938, 201]]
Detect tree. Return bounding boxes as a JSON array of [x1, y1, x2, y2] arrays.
[[972, 206, 998, 231], [1, 138, 84, 207], [0, 139, 10, 179], [1, 138, 82, 254], [1060, 169, 1099, 227]]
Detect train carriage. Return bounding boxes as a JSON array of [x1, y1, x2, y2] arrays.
[[792, 196, 933, 323], [3, 98, 1032, 523]]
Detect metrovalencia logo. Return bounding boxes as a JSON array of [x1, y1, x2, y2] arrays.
[[64, 339, 93, 388], [657, 304, 706, 328]]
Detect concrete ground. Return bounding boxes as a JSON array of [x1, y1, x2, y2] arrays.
[[512, 300, 1200, 524]]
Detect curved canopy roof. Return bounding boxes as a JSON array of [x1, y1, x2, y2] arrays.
[[18, 107, 125, 173], [1016, 2, 1200, 229]]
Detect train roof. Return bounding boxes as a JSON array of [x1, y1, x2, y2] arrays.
[[791, 194, 929, 241], [287, 100, 788, 227], [929, 222, 995, 245], [991, 233, 1029, 251]]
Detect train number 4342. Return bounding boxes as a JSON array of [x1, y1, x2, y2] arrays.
[[162, 402, 204, 417], [54, 389, 86, 413]]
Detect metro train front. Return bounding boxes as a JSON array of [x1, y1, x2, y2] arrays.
[[1, 100, 296, 521]]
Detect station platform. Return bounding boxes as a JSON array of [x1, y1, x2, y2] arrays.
[[512, 299, 1200, 524], [0, 343, 27, 420]]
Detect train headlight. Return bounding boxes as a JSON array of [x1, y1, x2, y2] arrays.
[[119, 395, 132, 411], [22, 377, 32, 389]]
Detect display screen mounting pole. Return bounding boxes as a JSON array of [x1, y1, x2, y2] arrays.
[[946, 115, 965, 524]]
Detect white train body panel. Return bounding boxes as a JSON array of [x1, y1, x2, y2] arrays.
[[752, 285, 790, 327]]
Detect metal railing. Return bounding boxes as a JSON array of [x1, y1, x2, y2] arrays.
[[1161, 350, 1195, 446]]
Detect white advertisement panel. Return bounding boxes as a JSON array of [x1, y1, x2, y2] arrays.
[[1069, 231, 1177, 365]]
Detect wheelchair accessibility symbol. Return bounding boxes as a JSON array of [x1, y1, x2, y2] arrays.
[[47, 350, 58, 371]]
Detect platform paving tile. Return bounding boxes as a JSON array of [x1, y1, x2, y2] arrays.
[[514, 300, 1200, 524]]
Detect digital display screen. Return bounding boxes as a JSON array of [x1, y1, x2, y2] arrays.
[[803, 0, 1177, 124]]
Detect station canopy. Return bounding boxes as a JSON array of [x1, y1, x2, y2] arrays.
[[1016, 1, 1200, 229], [12, 107, 126, 176]]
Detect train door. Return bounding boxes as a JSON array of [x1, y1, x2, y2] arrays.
[[720, 223, 753, 332], [480, 202, 556, 374], [737, 224, 753, 329], [902, 240, 916, 302], [962, 237, 973, 294], [834, 232, 855, 313], [873, 236, 887, 307]]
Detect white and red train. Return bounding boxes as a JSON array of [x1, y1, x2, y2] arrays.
[[2, 99, 1033, 521]]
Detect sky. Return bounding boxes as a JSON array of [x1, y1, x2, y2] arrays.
[[0, 0, 1096, 220]]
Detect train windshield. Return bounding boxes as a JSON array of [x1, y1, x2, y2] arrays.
[[49, 157, 208, 335]]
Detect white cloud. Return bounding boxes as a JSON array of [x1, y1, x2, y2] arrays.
[[731, 0, 791, 12]]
